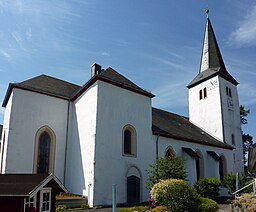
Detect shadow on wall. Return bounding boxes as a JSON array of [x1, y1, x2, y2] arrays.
[[65, 110, 85, 196]]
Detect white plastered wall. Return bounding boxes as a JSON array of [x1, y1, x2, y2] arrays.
[[93, 81, 155, 206], [65, 83, 98, 206], [157, 135, 233, 185], [1, 88, 69, 182]]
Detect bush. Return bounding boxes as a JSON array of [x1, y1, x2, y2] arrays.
[[198, 197, 219, 212], [147, 156, 187, 188], [194, 177, 221, 200], [151, 206, 168, 212], [55, 205, 67, 212], [151, 179, 200, 212], [81, 203, 90, 209], [224, 173, 253, 194], [128, 206, 148, 212]]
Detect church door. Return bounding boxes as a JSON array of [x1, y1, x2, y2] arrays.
[[127, 176, 140, 205], [37, 132, 51, 174]]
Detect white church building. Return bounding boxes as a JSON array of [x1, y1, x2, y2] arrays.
[[0, 15, 243, 206]]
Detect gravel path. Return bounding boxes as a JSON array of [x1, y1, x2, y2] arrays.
[[218, 204, 232, 212]]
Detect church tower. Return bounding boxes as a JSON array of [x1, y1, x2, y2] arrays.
[[187, 11, 244, 173]]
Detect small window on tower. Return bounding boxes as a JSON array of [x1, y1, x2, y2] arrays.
[[199, 88, 207, 100], [231, 134, 235, 145], [203, 88, 207, 98], [226, 86, 232, 97], [199, 90, 203, 100]]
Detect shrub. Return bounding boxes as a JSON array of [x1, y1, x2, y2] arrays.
[[198, 197, 219, 212], [224, 173, 253, 194], [128, 206, 148, 212], [81, 203, 90, 209], [194, 177, 221, 200], [55, 205, 67, 212], [151, 206, 168, 212], [147, 156, 187, 188], [151, 179, 200, 212]]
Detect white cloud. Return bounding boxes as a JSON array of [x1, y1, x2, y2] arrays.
[[0, 49, 11, 61], [11, 31, 25, 50], [230, 5, 256, 46]]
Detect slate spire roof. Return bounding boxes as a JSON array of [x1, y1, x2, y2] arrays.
[[188, 14, 238, 88]]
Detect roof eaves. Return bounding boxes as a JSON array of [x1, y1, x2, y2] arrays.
[[152, 131, 234, 150], [2, 84, 71, 107], [71, 73, 155, 101], [97, 75, 155, 98]]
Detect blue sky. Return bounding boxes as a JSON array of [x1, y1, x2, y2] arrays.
[[0, 0, 255, 140]]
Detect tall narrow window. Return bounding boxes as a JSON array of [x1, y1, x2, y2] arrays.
[[231, 134, 235, 145], [124, 130, 132, 155], [226, 86, 232, 97], [203, 87, 207, 98], [199, 87, 207, 100], [199, 90, 203, 100], [38, 132, 51, 174], [34, 126, 56, 174], [123, 125, 137, 157], [195, 150, 204, 181]]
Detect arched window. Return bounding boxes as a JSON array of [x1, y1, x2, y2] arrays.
[[199, 87, 207, 100], [199, 90, 203, 100], [123, 125, 136, 157], [165, 147, 175, 159], [195, 150, 204, 181], [34, 126, 56, 174], [38, 132, 51, 174], [231, 134, 235, 145], [219, 155, 227, 183], [203, 87, 207, 98]]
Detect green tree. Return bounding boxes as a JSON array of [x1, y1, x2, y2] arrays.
[[147, 156, 187, 189], [240, 105, 253, 164]]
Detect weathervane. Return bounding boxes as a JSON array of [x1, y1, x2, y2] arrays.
[[205, 0, 209, 18], [206, 8, 209, 18]]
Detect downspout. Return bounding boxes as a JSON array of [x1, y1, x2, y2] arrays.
[[63, 100, 71, 186], [156, 134, 160, 178], [156, 134, 159, 160]]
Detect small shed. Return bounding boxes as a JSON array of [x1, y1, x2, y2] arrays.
[[0, 173, 68, 212]]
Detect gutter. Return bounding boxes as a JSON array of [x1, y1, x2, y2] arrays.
[[63, 100, 71, 186]]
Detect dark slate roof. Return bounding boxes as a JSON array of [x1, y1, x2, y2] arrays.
[[0, 173, 67, 196], [0, 174, 48, 196], [2, 75, 81, 107], [0, 125, 2, 140], [188, 18, 238, 88], [72, 67, 154, 100], [152, 107, 233, 149], [98, 67, 154, 97]]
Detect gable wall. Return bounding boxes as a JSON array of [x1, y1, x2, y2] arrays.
[[93, 80, 154, 206], [2, 88, 69, 181]]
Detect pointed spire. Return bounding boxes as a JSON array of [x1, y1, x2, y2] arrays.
[[187, 10, 239, 88], [199, 10, 226, 73]]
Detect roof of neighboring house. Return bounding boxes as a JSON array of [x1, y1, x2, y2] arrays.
[[152, 107, 233, 150], [0, 173, 67, 196], [0, 125, 2, 140]]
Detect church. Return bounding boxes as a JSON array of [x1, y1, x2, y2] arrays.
[[0, 14, 243, 207]]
